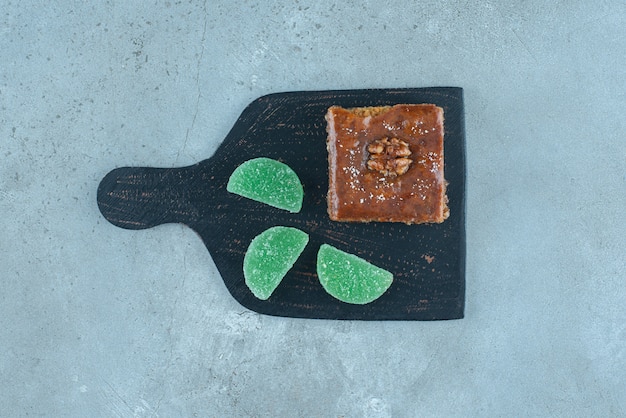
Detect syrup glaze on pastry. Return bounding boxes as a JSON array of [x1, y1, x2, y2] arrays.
[[326, 104, 449, 224]]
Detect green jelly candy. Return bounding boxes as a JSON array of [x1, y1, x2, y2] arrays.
[[316, 244, 393, 304], [244, 226, 309, 300], [227, 157, 303, 213]]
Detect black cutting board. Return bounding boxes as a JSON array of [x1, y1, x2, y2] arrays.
[[97, 87, 466, 320]]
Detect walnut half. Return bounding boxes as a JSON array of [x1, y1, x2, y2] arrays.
[[366, 137, 412, 177]]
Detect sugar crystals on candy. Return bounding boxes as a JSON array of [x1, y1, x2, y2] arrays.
[[227, 157, 303, 213], [316, 244, 393, 304], [244, 226, 309, 300]]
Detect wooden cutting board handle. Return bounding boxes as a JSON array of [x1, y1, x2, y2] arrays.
[[97, 164, 212, 230]]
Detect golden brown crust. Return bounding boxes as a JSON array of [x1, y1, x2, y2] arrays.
[[343, 106, 393, 118]]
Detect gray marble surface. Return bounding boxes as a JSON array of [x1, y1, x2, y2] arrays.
[[1, 1, 625, 416]]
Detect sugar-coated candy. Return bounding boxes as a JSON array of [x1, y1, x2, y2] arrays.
[[244, 226, 309, 300], [227, 157, 303, 213], [316, 244, 393, 304]]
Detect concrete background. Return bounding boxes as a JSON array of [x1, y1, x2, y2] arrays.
[[1, 1, 625, 416]]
